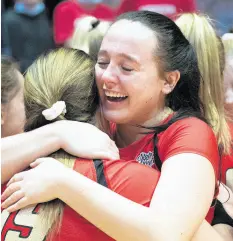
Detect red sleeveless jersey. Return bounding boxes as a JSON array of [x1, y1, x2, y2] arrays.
[[1, 159, 160, 241], [1, 117, 219, 240], [113, 117, 219, 223]]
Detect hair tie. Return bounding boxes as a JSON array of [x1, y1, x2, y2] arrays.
[[42, 101, 67, 121]]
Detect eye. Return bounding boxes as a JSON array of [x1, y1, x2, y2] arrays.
[[97, 61, 109, 68], [122, 66, 133, 72]]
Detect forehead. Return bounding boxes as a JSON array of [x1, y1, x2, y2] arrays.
[[100, 20, 156, 61]]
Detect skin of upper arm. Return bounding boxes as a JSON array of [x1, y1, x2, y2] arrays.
[[149, 153, 216, 240]]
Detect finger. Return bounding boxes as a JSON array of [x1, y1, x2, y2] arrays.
[[30, 159, 44, 168], [30, 157, 56, 168], [108, 150, 120, 160], [95, 151, 119, 161], [7, 197, 28, 213], [2, 190, 24, 209], [2, 182, 22, 201], [110, 141, 120, 156], [7, 172, 25, 187], [111, 140, 119, 153]]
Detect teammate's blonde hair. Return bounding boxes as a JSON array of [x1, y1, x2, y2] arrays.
[[65, 16, 111, 60], [176, 13, 231, 155], [24, 48, 98, 238]]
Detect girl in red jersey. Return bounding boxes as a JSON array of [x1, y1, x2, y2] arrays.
[[0, 50, 221, 241], [2, 11, 225, 241], [1, 48, 161, 241], [176, 13, 233, 240], [53, 0, 115, 45]]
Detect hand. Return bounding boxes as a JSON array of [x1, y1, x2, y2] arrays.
[[1, 158, 68, 212], [54, 120, 119, 160]]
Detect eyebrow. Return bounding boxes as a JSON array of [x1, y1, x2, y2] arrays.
[[98, 50, 140, 65]]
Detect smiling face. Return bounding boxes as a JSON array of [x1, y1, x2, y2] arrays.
[[95, 20, 167, 125]]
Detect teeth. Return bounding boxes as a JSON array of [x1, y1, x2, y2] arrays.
[[105, 91, 127, 98]]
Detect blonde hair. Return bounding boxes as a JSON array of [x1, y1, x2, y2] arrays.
[[65, 16, 111, 60], [24, 48, 98, 238], [176, 13, 231, 155]]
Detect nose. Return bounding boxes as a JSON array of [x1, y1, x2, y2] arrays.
[[101, 63, 119, 89]]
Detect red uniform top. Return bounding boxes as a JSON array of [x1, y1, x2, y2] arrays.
[[1, 159, 160, 241], [221, 122, 233, 184], [112, 117, 219, 223], [1, 117, 219, 240], [116, 0, 196, 19], [54, 0, 116, 44]]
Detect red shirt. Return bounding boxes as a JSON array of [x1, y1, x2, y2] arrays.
[[54, 0, 116, 44], [1, 160, 160, 241], [116, 0, 196, 19], [1, 118, 219, 240], [113, 117, 219, 223]]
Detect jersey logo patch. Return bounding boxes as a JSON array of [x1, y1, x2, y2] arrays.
[[136, 151, 154, 167]]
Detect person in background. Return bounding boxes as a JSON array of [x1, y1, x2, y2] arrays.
[[176, 13, 233, 241], [2, 0, 54, 72], [65, 16, 111, 60], [116, 0, 196, 19], [1, 56, 25, 138], [53, 0, 115, 45]]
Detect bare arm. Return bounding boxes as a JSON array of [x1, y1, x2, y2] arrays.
[[1, 121, 118, 184], [1, 124, 60, 184], [1, 154, 223, 241], [55, 153, 221, 241]]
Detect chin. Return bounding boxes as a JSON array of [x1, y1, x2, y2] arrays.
[[103, 111, 129, 124]]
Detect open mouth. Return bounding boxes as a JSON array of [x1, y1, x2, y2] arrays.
[[105, 91, 128, 102], [106, 96, 128, 102]]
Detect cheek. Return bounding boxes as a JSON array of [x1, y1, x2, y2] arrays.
[[95, 66, 105, 92], [11, 97, 25, 123]]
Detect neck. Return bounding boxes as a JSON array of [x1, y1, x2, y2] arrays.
[[115, 107, 172, 148]]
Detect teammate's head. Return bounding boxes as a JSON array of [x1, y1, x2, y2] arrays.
[[1, 56, 25, 137], [24, 48, 98, 236], [65, 16, 111, 60], [96, 11, 202, 126], [176, 13, 231, 155], [24, 47, 98, 132]]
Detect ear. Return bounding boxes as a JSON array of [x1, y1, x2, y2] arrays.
[[162, 70, 180, 95]]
